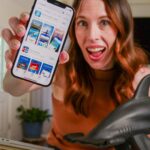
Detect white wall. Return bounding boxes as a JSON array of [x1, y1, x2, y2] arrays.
[[128, 0, 150, 17], [0, 0, 34, 29]]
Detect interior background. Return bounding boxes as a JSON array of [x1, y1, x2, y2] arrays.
[[0, 0, 149, 141]]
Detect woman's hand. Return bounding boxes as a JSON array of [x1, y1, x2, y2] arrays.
[[1, 12, 29, 70], [1, 12, 70, 95], [1, 12, 69, 71], [59, 50, 69, 64], [132, 66, 150, 91]]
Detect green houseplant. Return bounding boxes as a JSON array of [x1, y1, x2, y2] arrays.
[[17, 105, 51, 139]]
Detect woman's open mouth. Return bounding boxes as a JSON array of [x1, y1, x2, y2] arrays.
[[87, 47, 105, 60]]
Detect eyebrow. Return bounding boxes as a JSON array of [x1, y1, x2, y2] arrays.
[[76, 15, 110, 20], [76, 16, 86, 20]]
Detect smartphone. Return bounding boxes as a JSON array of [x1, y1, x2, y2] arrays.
[[11, 0, 74, 86]]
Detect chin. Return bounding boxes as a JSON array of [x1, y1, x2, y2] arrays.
[[89, 64, 103, 70], [89, 63, 112, 71]]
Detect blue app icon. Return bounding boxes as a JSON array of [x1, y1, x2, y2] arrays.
[[35, 10, 41, 17]]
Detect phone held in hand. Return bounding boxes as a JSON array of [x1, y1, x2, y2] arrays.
[[11, 0, 74, 86]]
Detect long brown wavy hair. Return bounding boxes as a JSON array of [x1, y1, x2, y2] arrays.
[[64, 0, 149, 116]]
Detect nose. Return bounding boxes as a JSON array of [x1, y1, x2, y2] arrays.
[[87, 23, 101, 42]]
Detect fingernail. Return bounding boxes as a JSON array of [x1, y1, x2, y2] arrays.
[[20, 12, 29, 22], [10, 39, 20, 50], [17, 26, 25, 36], [20, 13, 26, 19]]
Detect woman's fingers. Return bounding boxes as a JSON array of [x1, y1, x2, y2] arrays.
[[8, 17, 19, 34], [1, 12, 30, 72], [20, 12, 30, 24], [16, 24, 26, 37], [2, 28, 21, 50], [2, 15, 27, 48], [1, 28, 13, 44], [9, 39, 20, 50], [9, 17, 26, 37], [59, 51, 69, 64], [5, 50, 13, 70], [8, 12, 29, 38], [15, 12, 29, 37]]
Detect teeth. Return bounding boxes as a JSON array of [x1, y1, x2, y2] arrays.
[[87, 48, 104, 52]]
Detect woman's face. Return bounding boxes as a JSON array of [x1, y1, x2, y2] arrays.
[[75, 0, 118, 70]]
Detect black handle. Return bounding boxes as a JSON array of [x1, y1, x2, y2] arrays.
[[116, 74, 150, 150]]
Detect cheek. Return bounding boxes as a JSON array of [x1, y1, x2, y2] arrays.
[[110, 33, 117, 48], [105, 28, 118, 48], [75, 28, 85, 47], [75, 30, 87, 58]]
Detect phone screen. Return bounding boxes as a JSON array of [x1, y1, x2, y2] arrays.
[[11, 0, 74, 86]]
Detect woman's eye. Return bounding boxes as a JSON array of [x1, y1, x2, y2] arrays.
[[76, 20, 87, 27], [100, 19, 111, 27]]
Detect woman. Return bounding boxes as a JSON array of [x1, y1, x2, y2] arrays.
[[2, 0, 150, 149]]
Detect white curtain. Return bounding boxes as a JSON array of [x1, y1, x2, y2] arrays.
[[0, 37, 7, 90], [0, 36, 31, 140]]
